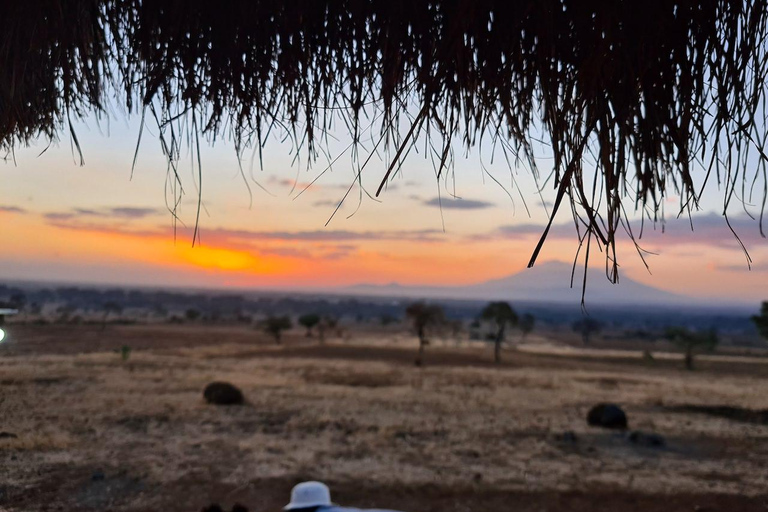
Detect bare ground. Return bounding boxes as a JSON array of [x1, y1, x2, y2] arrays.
[[1, 324, 767, 511]]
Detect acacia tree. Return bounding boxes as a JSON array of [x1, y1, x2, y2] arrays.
[[405, 302, 445, 366], [481, 301, 519, 363], [185, 308, 201, 322], [572, 317, 602, 345], [752, 302, 768, 341], [519, 313, 535, 341], [298, 313, 321, 337], [317, 315, 339, 344], [665, 327, 719, 371], [258, 316, 292, 344]]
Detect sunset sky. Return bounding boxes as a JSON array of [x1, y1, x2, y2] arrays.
[[2, 115, 767, 304]]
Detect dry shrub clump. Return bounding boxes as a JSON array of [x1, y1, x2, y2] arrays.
[[2, 1, 767, 281]]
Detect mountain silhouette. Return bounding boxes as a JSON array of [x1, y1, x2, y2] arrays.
[[345, 261, 693, 306]]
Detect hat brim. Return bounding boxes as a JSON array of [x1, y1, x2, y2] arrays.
[[284, 501, 336, 510]]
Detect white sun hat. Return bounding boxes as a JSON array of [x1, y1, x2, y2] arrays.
[[284, 481, 335, 510]]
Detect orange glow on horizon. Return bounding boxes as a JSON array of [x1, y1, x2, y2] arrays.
[[174, 244, 292, 274], [3, 209, 765, 301]]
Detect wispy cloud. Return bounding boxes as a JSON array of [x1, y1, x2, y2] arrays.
[[110, 207, 161, 219], [0, 205, 27, 214], [43, 217, 371, 262], [44, 207, 162, 221], [201, 226, 445, 244], [628, 212, 767, 250], [713, 262, 767, 272], [468, 222, 576, 242], [471, 212, 767, 251], [260, 244, 357, 260], [45, 217, 446, 248], [312, 199, 340, 208], [423, 197, 495, 210]]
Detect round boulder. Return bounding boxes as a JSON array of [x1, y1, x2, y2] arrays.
[[587, 403, 628, 429], [203, 382, 244, 405]]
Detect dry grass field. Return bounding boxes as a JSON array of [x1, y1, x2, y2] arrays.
[[1, 324, 768, 511]]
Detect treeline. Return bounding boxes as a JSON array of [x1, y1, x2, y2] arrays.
[[0, 284, 764, 339]]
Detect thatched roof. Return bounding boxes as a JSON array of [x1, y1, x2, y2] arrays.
[[2, 1, 767, 282]]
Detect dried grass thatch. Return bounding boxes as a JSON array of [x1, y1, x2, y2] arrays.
[[2, 1, 767, 284]]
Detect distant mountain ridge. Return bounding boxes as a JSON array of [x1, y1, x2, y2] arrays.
[[344, 261, 695, 306]]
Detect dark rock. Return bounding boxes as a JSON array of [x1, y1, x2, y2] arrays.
[[587, 403, 628, 429], [91, 470, 105, 482], [231, 504, 249, 512], [203, 382, 244, 405], [628, 430, 666, 447], [202, 505, 224, 512], [0, 432, 18, 439]]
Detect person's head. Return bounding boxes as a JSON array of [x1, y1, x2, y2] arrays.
[[284, 481, 333, 512]]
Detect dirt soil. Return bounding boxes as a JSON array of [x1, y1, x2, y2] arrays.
[[1, 324, 767, 511]]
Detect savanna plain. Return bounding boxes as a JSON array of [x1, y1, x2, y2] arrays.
[[1, 323, 768, 512]]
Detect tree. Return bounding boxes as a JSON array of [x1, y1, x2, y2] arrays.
[[481, 301, 519, 363], [102, 301, 123, 330], [405, 302, 445, 366], [519, 313, 535, 341], [752, 302, 768, 341], [298, 313, 321, 337], [317, 315, 339, 344], [665, 327, 718, 371], [380, 314, 398, 326], [572, 317, 602, 345], [258, 316, 292, 344], [185, 308, 202, 322]]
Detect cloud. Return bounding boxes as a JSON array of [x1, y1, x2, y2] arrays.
[[468, 222, 576, 242], [629, 212, 767, 250], [713, 262, 766, 273], [0, 205, 27, 214], [471, 212, 767, 251], [74, 208, 99, 216], [423, 197, 495, 210], [44, 212, 77, 221], [378, 183, 399, 192], [260, 244, 357, 260], [44, 207, 162, 221], [267, 176, 319, 191], [45, 216, 446, 246], [202, 226, 445, 244], [45, 219, 165, 238], [110, 207, 161, 219], [44, 217, 370, 262], [312, 199, 340, 208]]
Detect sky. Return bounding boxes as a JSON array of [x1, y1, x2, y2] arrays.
[[1, 114, 767, 304]]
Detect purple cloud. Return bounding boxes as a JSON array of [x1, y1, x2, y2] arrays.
[[44, 206, 161, 221], [473, 212, 767, 251], [423, 197, 495, 210], [0, 205, 27, 214]]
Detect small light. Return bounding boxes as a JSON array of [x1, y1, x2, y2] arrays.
[[0, 328, 5, 343]]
